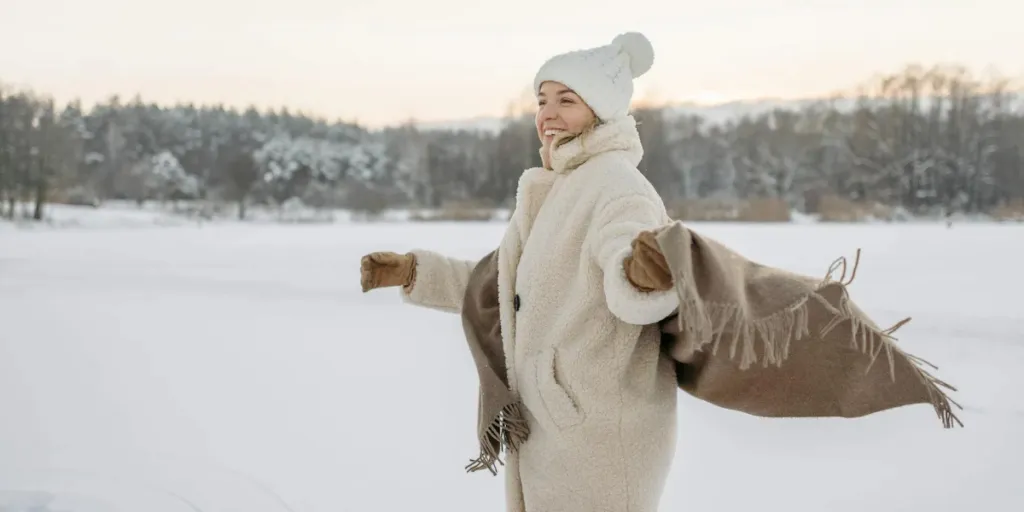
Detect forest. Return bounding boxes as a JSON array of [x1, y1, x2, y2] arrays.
[[1, 64, 1021, 222]]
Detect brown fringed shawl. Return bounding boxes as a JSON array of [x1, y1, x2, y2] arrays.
[[459, 221, 962, 475]]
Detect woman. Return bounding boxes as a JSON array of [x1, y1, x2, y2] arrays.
[[361, 32, 681, 512]]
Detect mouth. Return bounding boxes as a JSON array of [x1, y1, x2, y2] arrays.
[[543, 128, 566, 140]]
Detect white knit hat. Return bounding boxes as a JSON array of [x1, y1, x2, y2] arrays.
[[533, 32, 655, 121]]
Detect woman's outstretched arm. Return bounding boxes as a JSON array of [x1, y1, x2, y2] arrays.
[[586, 193, 679, 325], [398, 249, 479, 314]]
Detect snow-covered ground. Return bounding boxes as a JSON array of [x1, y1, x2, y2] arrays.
[[0, 202, 513, 231], [1, 220, 1021, 511]]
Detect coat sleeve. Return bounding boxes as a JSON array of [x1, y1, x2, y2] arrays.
[[399, 249, 477, 314], [586, 193, 679, 325]]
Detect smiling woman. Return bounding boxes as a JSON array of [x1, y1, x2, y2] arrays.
[[361, 31, 684, 512]]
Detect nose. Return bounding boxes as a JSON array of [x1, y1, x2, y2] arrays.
[[539, 101, 557, 121]]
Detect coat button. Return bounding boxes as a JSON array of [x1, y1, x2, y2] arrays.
[[513, 294, 521, 312]]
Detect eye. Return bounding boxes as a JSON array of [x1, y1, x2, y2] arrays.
[[538, 100, 546, 107], [561, 98, 575, 105]]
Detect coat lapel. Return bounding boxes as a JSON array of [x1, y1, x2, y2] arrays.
[[498, 166, 557, 396]]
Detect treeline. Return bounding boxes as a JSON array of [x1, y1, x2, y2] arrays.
[[1, 64, 1021, 221]]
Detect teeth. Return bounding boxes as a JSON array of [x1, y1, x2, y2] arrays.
[[544, 129, 563, 136]]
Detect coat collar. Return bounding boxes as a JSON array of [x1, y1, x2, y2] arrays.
[[511, 115, 644, 240], [547, 114, 644, 173]]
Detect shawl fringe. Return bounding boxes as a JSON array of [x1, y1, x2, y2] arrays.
[[466, 402, 529, 474]]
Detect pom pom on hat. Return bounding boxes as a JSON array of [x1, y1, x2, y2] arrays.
[[533, 31, 656, 121], [612, 32, 654, 78]]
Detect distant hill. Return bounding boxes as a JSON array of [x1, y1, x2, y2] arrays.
[[411, 93, 1024, 134], [410, 116, 511, 134], [409, 97, 849, 134]]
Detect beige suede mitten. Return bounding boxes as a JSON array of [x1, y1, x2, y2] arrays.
[[360, 251, 417, 293], [623, 230, 673, 292]]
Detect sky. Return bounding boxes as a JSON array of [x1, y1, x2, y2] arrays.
[[1, 0, 1021, 127]]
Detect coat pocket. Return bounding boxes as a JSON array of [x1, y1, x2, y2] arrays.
[[534, 348, 585, 430]]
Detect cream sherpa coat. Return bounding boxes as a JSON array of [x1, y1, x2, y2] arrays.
[[400, 115, 680, 512]]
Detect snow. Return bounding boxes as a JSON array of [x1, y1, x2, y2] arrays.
[[1, 221, 1021, 511], [0, 203, 193, 230], [0, 202, 514, 231]]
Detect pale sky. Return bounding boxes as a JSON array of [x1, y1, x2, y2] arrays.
[[1, 0, 1021, 127]]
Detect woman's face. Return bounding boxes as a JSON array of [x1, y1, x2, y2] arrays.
[[535, 81, 597, 168]]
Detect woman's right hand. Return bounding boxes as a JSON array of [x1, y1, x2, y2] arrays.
[[360, 251, 417, 292]]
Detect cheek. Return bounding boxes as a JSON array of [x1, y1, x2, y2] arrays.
[[567, 110, 589, 133]]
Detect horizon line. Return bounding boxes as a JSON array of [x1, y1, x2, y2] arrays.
[[2, 62, 1022, 129]]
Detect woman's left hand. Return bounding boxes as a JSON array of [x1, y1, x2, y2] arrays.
[[623, 230, 673, 292]]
